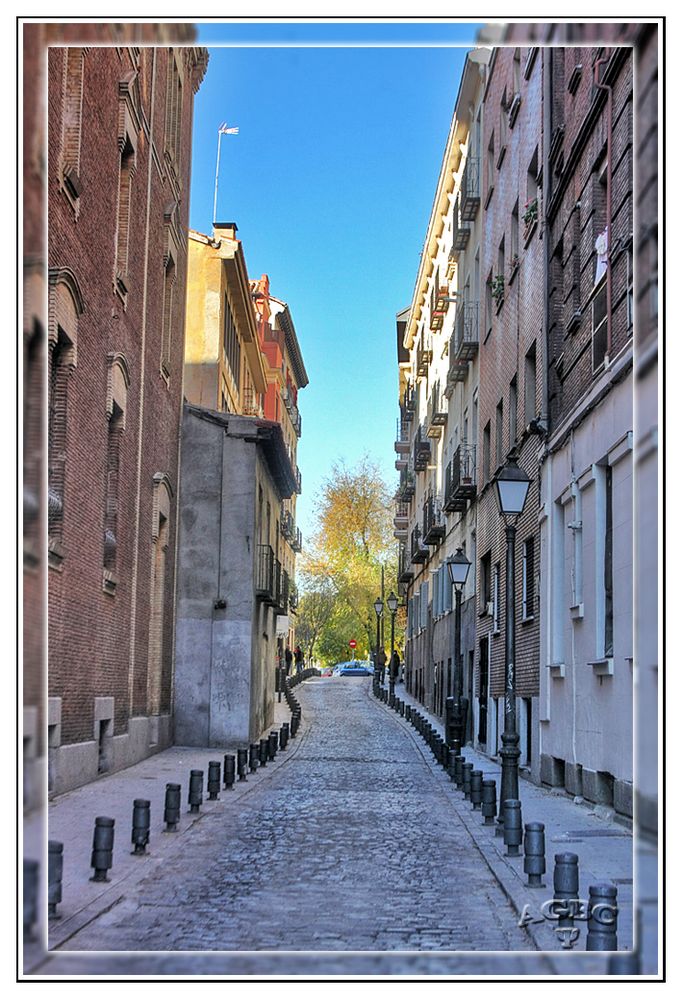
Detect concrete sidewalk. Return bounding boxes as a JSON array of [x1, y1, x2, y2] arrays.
[[23, 694, 299, 971], [376, 680, 658, 973]]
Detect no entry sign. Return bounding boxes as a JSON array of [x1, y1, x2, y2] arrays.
[[349, 639, 357, 649]]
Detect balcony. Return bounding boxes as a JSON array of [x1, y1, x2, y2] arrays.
[[427, 381, 448, 438], [292, 527, 302, 553], [443, 444, 477, 513], [447, 302, 479, 389], [281, 506, 295, 541], [398, 544, 414, 584], [396, 468, 415, 502], [410, 525, 429, 564], [255, 544, 275, 601], [423, 492, 446, 545], [402, 386, 416, 421], [295, 466, 302, 494], [413, 426, 431, 473], [292, 408, 302, 438], [394, 501, 409, 540], [430, 287, 449, 331], [451, 194, 471, 258], [394, 417, 411, 454], [289, 583, 299, 612], [416, 334, 433, 378], [461, 156, 481, 221], [242, 386, 263, 418]]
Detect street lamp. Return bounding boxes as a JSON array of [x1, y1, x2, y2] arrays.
[[374, 597, 384, 687], [447, 547, 471, 746], [493, 457, 531, 828], [387, 591, 399, 697]]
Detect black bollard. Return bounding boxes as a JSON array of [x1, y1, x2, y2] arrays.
[[164, 783, 181, 831], [454, 755, 465, 788], [23, 858, 39, 938], [48, 841, 63, 919], [268, 732, 278, 760], [249, 743, 260, 772], [451, 738, 462, 759], [90, 816, 115, 881], [280, 724, 289, 751], [554, 852, 580, 930], [462, 762, 474, 799], [207, 761, 221, 800], [481, 779, 497, 825], [448, 750, 458, 781], [237, 748, 248, 780], [523, 822, 546, 886], [131, 798, 151, 854], [607, 907, 641, 973], [259, 738, 269, 767], [188, 770, 203, 813], [223, 754, 236, 789], [470, 770, 483, 809], [586, 883, 618, 951], [502, 799, 523, 856]]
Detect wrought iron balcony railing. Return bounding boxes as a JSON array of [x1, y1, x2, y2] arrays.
[[423, 492, 446, 545], [410, 524, 429, 564], [413, 425, 431, 473], [427, 380, 448, 437], [395, 468, 415, 502], [398, 543, 414, 584], [416, 334, 433, 378], [255, 544, 275, 601], [461, 155, 481, 221], [446, 302, 479, 390], [443, 444, 477, 512], [395, 416, 411, 453]]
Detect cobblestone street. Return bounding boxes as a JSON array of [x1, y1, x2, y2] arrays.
[[57, 677, 534, 956]]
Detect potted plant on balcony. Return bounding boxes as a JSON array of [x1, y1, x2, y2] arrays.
[[523, 198, 538, 240], [489, 274, 505, 308], [509, 254, 520, 279]]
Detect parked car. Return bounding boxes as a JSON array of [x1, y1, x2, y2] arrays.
[[337, 660, 373, 676]]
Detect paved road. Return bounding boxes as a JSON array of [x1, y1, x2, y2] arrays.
[[55, 677, 537, 962]]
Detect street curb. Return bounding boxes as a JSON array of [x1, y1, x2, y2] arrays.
[[40, 705, 312, 961], [367, 685, 608, 974]]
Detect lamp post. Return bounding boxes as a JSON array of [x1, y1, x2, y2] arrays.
[[387, 591, 399, 697], [374, 597, 384, 687], [447, 547, 471, 746], [493, 457, 532, 827]]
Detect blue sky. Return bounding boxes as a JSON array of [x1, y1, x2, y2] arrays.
[[189, 21, 481, 542]]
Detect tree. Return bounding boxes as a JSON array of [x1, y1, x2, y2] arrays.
[[300, 456, 399, 665], [295, 583, 336, 662]]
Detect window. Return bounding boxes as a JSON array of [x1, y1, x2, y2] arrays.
[[592, 281, 608, 371], [223, 294, 241, 387], [103, 355, 129, 586], [58, 48, 85, 205], [604, 466, 614, 656], [498, 236, 505, 284], [511, 201, 519, 268], [524, 344, 537, 425], [526, 148, 539, 233], [509, 376, 517, 449], [485, 269, 493, 337], [550, 499, 566, 664], [486, 132, 495, 201], [522, 537, 535, 618], [513, 48, 521, 95], [626, 246, 633, 332], [496, 399, 504, 469], [483, 421, 491, 482], [161, 254, 176, 377], [115, 137, 136, 294], [481, 552, 491, 610], [493, 562, 500, 631], [164, 52, 183, 168], [499, 89, 507, 164], [149, 474, 172, 716]]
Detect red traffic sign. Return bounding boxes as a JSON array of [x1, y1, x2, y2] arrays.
[[349, 639, 357, 649]]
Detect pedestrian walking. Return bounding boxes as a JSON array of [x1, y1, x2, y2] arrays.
[[294, 645, 304, 675], [378, 648, 387, 684], [284, 646, 293, 676], [390, 649, 400, 684]]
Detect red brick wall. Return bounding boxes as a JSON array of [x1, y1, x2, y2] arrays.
[[46, 44, 207, 745], [476, 46, 544, 702]]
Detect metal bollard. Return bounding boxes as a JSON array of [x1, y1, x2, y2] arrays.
[[131, 798, 151, 854], [481, 779, 497, 824], [523, 822, 546, 886], [259, 738, 269, 766], [237, 748, 248, 780], [502, 799, 523, 856], [586, 883, 618, 951], [48, 841, 63, 919], [207, 761, 221, 800], [23, 859, 39, 938], [554, 852, 580, 930], [223, 754, 236, 789], [607, 907, 640, 973], [249, 743, 260, 772], [164, 783, 181, 831], [462, 762, 474, 799], [448, 750, 458, 781], [90, 816, 115, 881], [470, 770, 483, 809], [451, 738, 462, 759], [280, 724, 289, 751], [188, 770, 203, 812], [454, 755, 465, 788], [268, 731, 279, 760]]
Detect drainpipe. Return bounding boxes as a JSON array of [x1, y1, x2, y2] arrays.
[[541, 48, 552, 427], [594, 53, 613, 359]]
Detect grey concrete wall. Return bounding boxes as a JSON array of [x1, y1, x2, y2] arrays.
[[174, 409, 277, 747]]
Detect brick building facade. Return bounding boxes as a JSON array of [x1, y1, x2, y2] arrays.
[[46, 42, 207, 794], [475, 45, 545, 780]]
